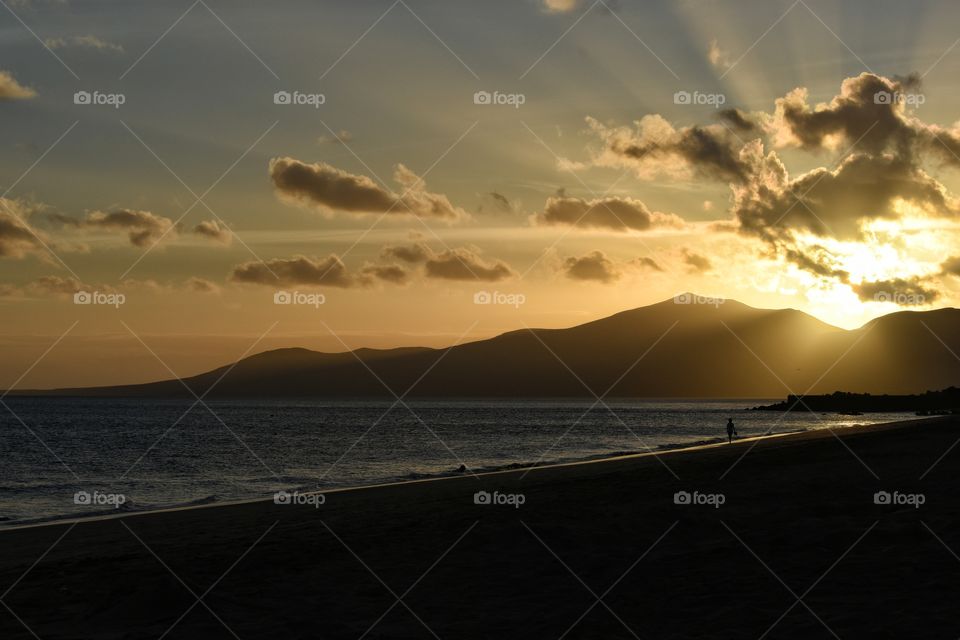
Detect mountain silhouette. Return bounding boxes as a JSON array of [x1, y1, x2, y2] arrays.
[[21, 295, 960, 398]]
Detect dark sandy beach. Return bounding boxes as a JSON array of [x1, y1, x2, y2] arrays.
[[2, 416, 959, 639]]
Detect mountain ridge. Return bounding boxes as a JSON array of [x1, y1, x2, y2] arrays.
[[13, 294, 960, 398]]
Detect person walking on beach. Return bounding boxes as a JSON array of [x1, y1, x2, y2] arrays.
[[726, 418, 737, 443]]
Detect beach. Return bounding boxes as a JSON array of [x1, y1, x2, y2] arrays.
[[2, 416, 959, 639]]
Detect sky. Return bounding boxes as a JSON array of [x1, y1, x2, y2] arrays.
[[3, 0, 960, 388]]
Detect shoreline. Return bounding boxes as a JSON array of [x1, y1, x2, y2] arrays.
[[0, 417, 923, 533]]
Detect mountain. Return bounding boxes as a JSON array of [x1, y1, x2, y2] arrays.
[[20, 295, 960, 398]]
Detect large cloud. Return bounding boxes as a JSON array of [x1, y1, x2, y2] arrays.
[[732, 148, 958, 242], [533, 195, 684, 232], [0, 71, 36, 100], [269, 157, 465, 220]]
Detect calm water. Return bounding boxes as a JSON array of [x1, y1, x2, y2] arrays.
[[0, 398, 914, 525]]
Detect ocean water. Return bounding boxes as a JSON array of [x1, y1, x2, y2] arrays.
[[0, 398, 914, 526]]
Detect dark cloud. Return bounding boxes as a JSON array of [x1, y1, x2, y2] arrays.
[[231, 254, 362, 288], [56, 209, 176, 247], [718, 108, 757, 133], [586, 115, 753, 183], [681, 249, 712, 273], [941, 256, 960, 277], [633, 256, 663, 272], [732, 151, 957, 242], [0, 200, 45, 257], [269, 157, 465, 220], [192, 220, 232, 245], [424, 248, 514, 282], [533, 195, 684, 232], [561, 251, 621, 283], [230, 254, 409, 289], [851, 277, 938, 305]]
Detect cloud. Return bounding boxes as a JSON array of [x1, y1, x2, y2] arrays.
[[533, 195, 684, 232], [26, 275, 85, 295], [186, 277, 221, 294], [561, 251, 622, 283], [584, 115, 752, 183], [634, 256, 663, 272], [269, 157, 465, 220], [732, 148, 958, 243], [542, 0, 580, 12], [80, 209, 176, 247], [0, 70, 36, 100], [317, 130, 353, 145], [230, 254, 365, 288], [424, 248, 514, 282], [708, 39, 730, 70], [381, 241, 433, 264], [44, 35, 124, 53], [361, 263, 409, 285], [942, 256, 960, 277], [851, 277, 938, 305], [0, 199, 45, 258], [192, 220, 232, 245], [718, 108, 757, 133], [478, 191, 515, 215], [681, 248, 713, 273]]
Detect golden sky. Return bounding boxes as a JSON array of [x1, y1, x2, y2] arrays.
[[3, 0, 960, 388]]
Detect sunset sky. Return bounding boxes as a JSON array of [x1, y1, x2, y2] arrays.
[[3, 0, 960, 388]]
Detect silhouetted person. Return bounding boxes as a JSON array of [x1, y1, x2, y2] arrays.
[[457, 464, 466, 473], [726, 418, 737, 443]]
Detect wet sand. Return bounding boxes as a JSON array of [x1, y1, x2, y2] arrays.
[[2, 416, 959, 639]]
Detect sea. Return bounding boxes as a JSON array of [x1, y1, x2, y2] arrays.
[[0, 398, 915, 526]]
